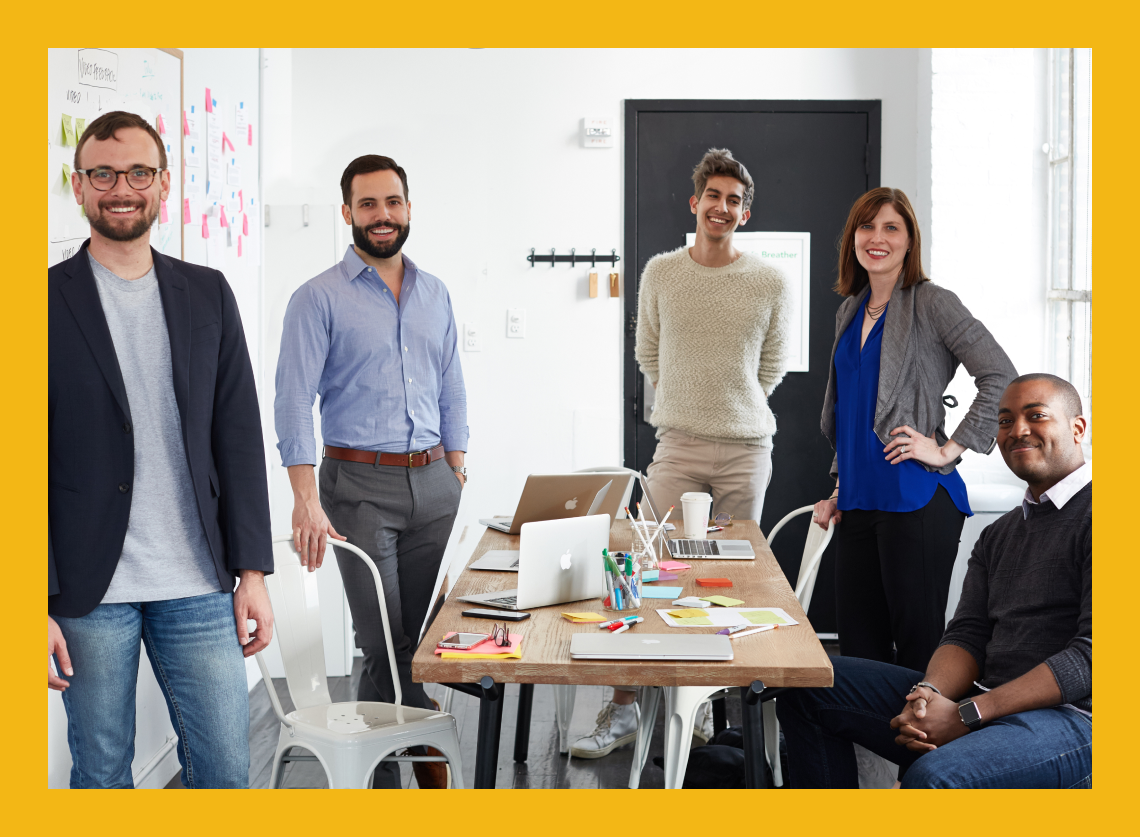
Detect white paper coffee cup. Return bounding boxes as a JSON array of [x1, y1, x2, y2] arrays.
[[681, 492, 713, 539]]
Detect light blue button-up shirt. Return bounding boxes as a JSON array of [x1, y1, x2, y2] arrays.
[[275, 246, 468, 467]]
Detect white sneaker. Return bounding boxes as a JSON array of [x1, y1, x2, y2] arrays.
[[692, 701, 715, 743], [570, 701, 640, 759]]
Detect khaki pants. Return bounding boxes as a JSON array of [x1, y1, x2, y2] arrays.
[[646, 428, 773, 523]]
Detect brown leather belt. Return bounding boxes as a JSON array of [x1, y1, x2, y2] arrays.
[[323, 443, 445, 468]]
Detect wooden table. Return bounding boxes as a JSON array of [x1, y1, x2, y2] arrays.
[[412, 519, 833, 788]]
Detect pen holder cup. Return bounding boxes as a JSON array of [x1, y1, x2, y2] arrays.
[[602, 560, 643, 612]]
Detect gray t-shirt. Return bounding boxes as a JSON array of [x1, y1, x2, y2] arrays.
[[89, 253, 223, 603]]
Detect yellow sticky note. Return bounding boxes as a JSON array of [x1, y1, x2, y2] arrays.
[[62, 164, 71, 186], [563, 612, 605, 622], [668, 608, 711, 618], [673, 615, 714, 626], [701, 595, 745, 607], [740, 610, 789, 626], [62, 114, 76, 146], [76, 117, 87, 139]]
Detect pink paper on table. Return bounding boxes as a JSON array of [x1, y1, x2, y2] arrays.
[[159, 200, 169, 224], [247, 124, 253, 145], [237, 235, 243, 257], [219, 206, 229, 228], [201, 214, 209, 239], [433, 633, 523, 657], [659, 560, 691, 571], [658, 571, 679, 581], [205, 88, 214, 112], [242, 213, 249, 236], [157, 113, 167, 134]]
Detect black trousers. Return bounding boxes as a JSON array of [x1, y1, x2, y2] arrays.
[[834, 486, 965, 672]]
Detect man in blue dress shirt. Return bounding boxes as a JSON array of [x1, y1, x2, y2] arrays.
[[275, 155, 468, 788]]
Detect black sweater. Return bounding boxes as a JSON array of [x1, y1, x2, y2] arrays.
[[940, 482, 1092, 713]]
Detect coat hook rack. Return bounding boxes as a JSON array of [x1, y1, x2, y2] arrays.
[[528, 248, 620, 268]]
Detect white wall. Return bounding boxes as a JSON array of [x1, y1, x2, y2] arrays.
[[264, 48, 927, 583]]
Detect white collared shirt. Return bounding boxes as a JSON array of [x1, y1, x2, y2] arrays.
[[1021, 462, 1092, 519]]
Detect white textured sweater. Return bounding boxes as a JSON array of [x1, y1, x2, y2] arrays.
[[635, 247, 793, 444]]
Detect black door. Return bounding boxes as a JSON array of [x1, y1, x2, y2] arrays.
[[623, 100, 880, 633]]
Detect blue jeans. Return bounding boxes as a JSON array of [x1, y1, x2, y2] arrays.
[[55, 592, 250, 788], [777, 656, 1092, 788]]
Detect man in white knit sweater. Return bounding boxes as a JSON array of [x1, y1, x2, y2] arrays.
[[571, 148, 793, 761]]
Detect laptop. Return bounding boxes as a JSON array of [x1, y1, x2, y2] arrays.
[[569, 633, 733, 661], [457, 514, 610, 610], [470, 482, 613, 572], [479, 473, 621, 535], [634, 477, 754, 559]]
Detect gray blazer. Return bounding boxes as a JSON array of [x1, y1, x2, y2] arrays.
[[821, 276, 1017, 477]]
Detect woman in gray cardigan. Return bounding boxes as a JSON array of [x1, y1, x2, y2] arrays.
[[812, 188, 1016, 671]]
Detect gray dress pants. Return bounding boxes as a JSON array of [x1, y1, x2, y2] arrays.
[[319, 455, 461, 788]]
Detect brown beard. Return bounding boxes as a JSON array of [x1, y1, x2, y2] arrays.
[[88, 199, 159, 242]]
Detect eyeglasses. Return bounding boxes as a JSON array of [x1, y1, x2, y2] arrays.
[[490, 623, 511, 647], [713, 512, 734, 527], [75, 166, 163, 191]]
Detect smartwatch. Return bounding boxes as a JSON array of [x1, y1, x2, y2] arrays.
[[957, 699, 983, 730]]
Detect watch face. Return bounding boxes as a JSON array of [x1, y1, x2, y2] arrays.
[[959, 701, 982, 726]]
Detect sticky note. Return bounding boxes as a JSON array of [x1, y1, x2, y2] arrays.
[[222, 131, 234, 152], [205, 88, 214, 112], [641, 570, 659, 582], [658, 571, 679, 581], [61, 164, 71, 186], [701, 595, 745, 607], [640, 586, 683, 599], [248, 124, 254, 145], [242, 213, 249, 236], [237, 235, 243, 257], [201, 214, 210, 239], [183, 199, 192, 224], [562, 612, 605, 622], [61, 114, 76, 146], [219, 206, 229, 228], [658, 561, 691, 571], [183, 110, 191, 135], [696, 578, 733, 587], [160, 200, 169, 224], [76, 117, 87, 139], [740, 610, 789, 626], [668, 608, 710, 618], [674, 616, 714, 626]]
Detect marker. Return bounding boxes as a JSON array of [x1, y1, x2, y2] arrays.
[[611, 623, 631, 634], [598, 615, 641, 629], [727, 625, 777, 640]]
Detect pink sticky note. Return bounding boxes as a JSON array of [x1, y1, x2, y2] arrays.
[[183, 199, 191, 224], [237, 235, 243, 257], [201, 214, 210, 239], [247, 124, 253, 146], [222, 131, 234, 152], [238, 189, 243, 206], [658, 571, 679, 581], [658, 560, 691, 571], [219, 206, 229, 228], [242, 213, 249, 236], [183, 110, 190, 135], [160, 200, 169, 224], [205, 89, 214, 113]]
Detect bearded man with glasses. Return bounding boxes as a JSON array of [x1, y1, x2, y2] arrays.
[[48, 111, 273, 787]]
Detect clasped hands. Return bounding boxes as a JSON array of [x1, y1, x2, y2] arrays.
[[890, 686, 970, 752]]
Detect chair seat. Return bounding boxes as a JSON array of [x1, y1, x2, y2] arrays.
[[287, 702, 453, 742]]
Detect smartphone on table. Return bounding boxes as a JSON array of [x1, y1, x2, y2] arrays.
[[437, 631, 492, 650]]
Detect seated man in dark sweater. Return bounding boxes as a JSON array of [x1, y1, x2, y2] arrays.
[[778, 373, 1091, 788]]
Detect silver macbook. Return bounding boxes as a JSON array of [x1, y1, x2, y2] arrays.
[[569, 633, 733, 661], [666, 538, 756, 560], [458, 514, 610, 610], [479, 474, 620, 534]]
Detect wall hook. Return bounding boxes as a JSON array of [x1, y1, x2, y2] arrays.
[[530, 247, 535, 268], [570, 247, 576, 267], [591, 248, 597, 267], [550, 248, 556, 268]]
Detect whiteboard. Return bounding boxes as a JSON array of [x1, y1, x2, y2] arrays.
[[686, 231, 811, 372], [47, 48, 183, 267]]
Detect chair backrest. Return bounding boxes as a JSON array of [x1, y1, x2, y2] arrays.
[[260, 535, 403, 711], [766, 506, 835, 616], [575, 466, 639, 519]]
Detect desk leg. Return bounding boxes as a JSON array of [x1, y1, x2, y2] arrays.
[[712, 694, 728, 735], [740, 681, 768, 789], [514, 684, 534, 763], [475, 676, 505, 789]]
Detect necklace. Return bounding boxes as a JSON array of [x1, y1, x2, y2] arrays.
[[866, 299, 888, 320]]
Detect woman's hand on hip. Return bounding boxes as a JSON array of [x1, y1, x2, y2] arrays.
[[884, 426, 966, 468], [812, 497, 841, 530]]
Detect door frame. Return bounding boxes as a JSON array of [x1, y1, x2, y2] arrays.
[[621, 99, 883, 469]]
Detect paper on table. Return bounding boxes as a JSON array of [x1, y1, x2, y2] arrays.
[[656, 607, 798, 629], [641, 570, 659, 582], [658, 561, 691, 571], [658, 571, 679, 581], [435, 632, 523, 659], [640, 586, 683, 599], [673, 615, 714, 626], [563, 612, 605, 622], [667, 608, 711, 618], [701, 595, 745, 607]]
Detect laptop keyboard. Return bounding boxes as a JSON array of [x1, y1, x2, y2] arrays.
[[670, 539, 721, 556], [483, 595, 518, 607]]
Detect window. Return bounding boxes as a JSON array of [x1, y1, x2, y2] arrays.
[[1045, 48, 1092, 441]]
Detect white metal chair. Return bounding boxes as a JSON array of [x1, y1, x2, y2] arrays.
[[627, 505, 834, 788], [255, 535, 464, 789]]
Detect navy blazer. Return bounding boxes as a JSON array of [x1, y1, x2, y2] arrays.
[[49, 242, 273, 617]]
